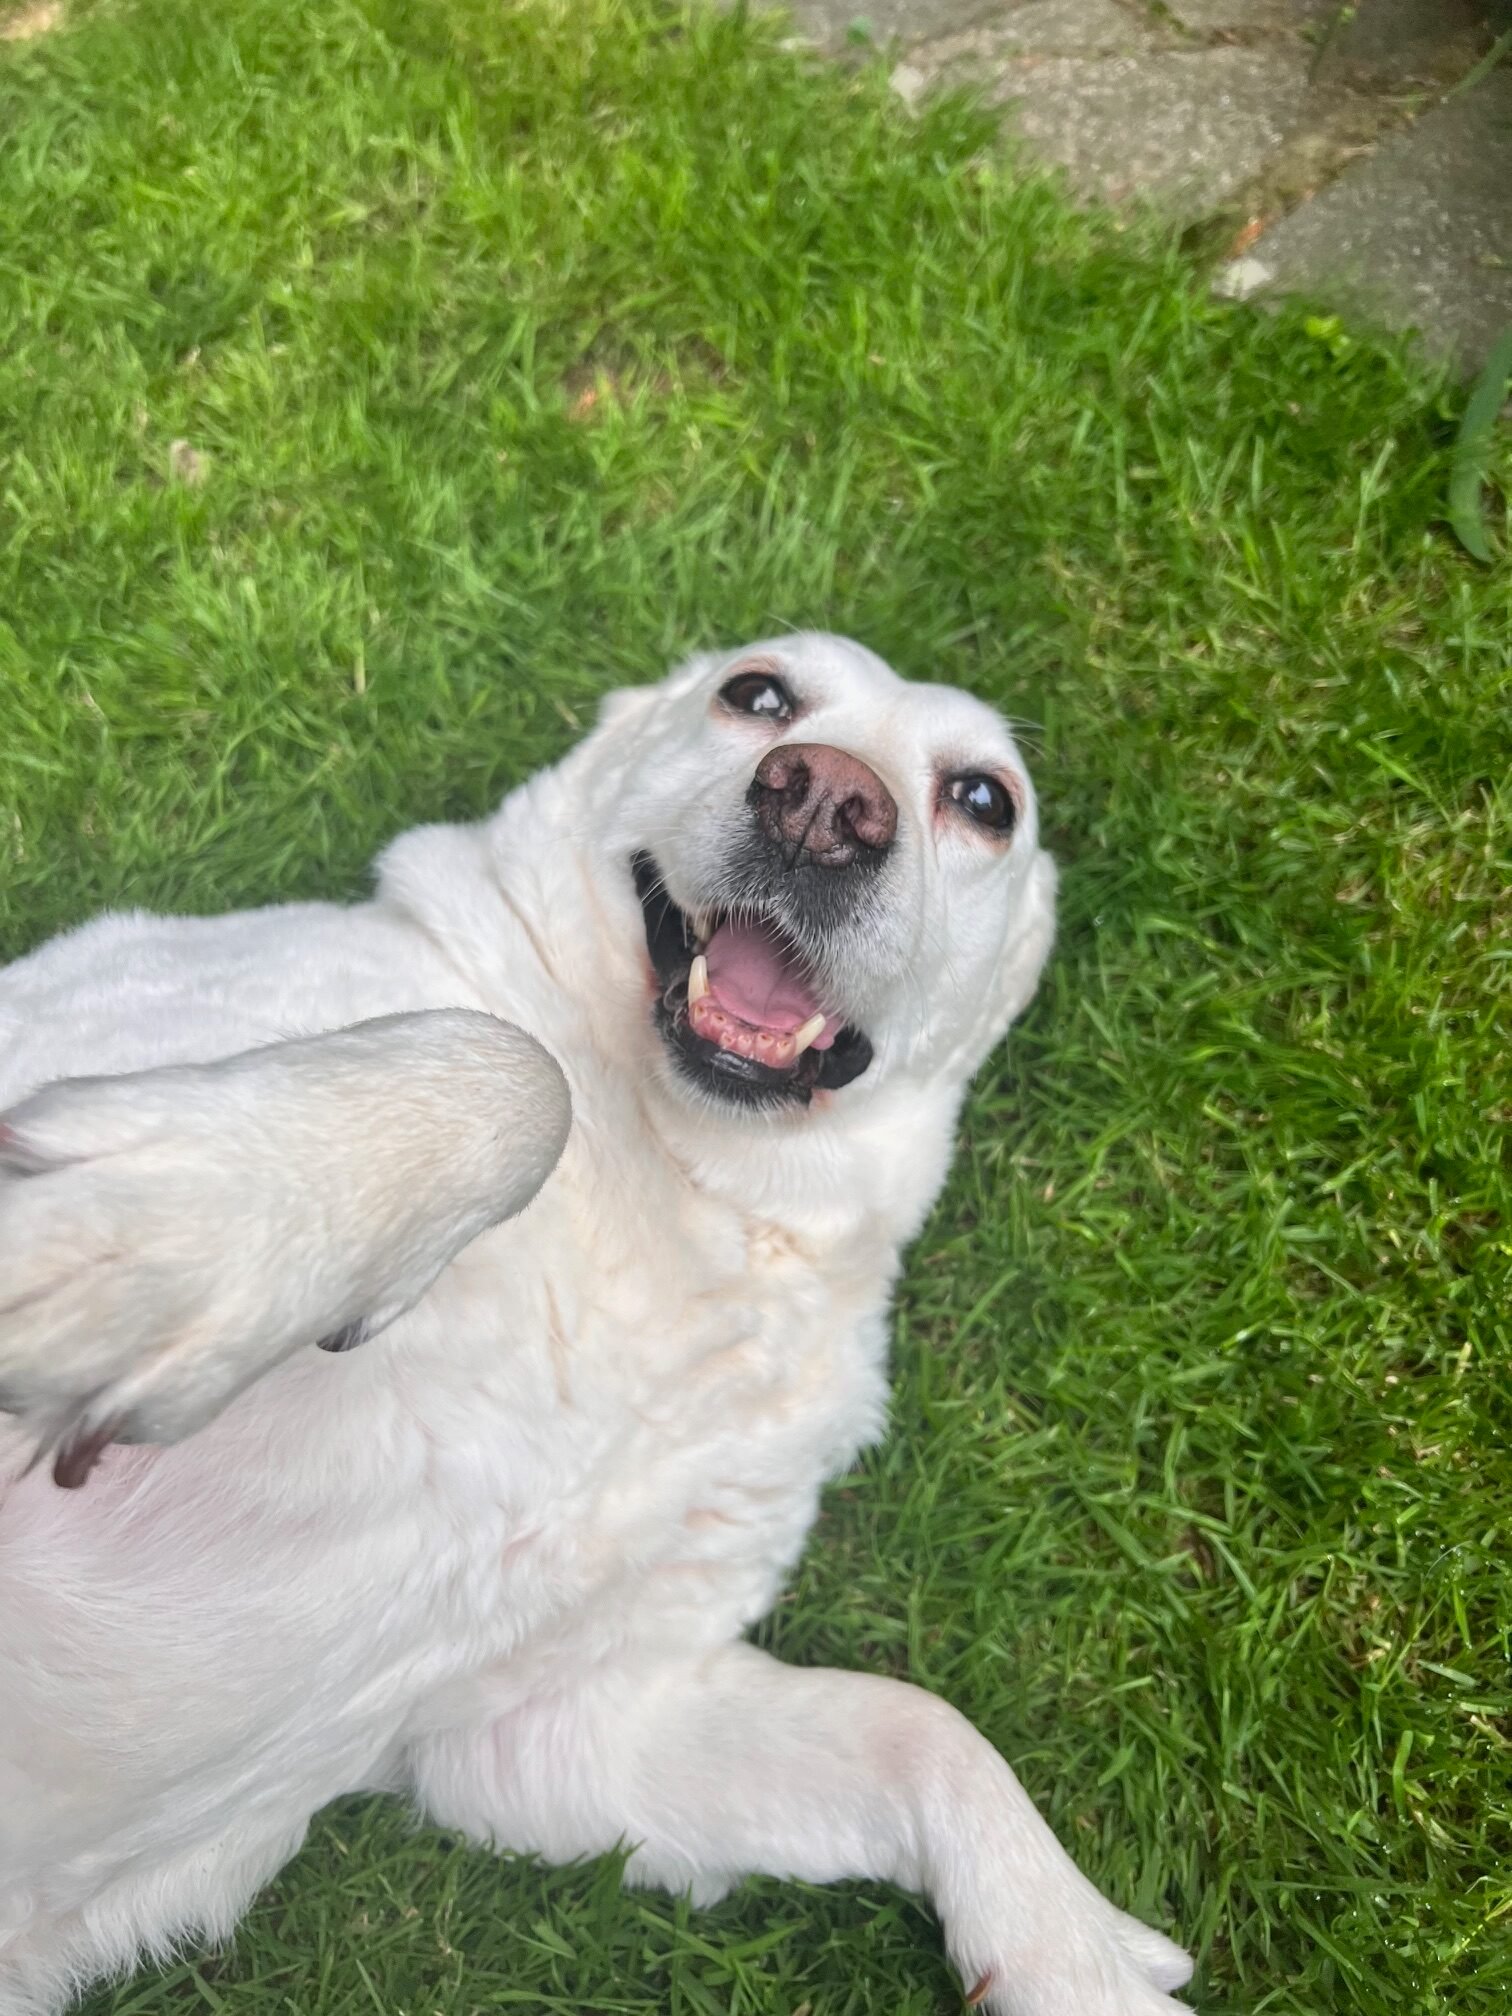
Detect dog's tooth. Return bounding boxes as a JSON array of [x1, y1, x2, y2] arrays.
[[791, 1013, 826, 1057], [687, 955, 710, 1006]]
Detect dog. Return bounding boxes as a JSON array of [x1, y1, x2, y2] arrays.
[[0, 633, 1195, 2015]]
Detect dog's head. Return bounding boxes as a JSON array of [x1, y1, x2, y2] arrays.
[[581, 633, 1056, 1116]]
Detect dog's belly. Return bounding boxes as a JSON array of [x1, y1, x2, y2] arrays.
[[0, 1395, 482, 1905], [0, 1194, 895, 1913]]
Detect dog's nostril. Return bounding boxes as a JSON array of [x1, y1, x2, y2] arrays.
[[836, 794, 868, 843], [760, 754, 808, 806], [751, 743, 897, 862]]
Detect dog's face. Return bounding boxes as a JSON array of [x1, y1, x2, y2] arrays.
[[586, 633, 1057, 1114]]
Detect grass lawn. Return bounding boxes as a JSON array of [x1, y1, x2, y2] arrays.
[[2, 0, 1510, 2010]]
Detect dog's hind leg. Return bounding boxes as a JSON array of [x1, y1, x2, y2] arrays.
[[0, 1812, 313, 2016], [408, 1644, 1195, 2016], [0, 1010, 570, 1479]]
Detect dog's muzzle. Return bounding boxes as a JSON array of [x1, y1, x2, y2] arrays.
[[632, 747, 888, 1110]]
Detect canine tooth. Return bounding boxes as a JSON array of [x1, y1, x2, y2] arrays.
[[687, 955, 710, 1005], [791, 1013, 826, 1057]]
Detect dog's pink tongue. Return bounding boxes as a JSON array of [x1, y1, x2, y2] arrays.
[[704, 920, 836, 1048]]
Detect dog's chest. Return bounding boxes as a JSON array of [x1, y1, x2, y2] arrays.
[[601, 1207, 886, 1508], [441, 1143, 899, 1662]]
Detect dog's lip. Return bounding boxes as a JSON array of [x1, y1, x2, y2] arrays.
[[631, 853, 874, 1102]]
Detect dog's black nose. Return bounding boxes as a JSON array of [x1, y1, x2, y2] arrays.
[[750, 744, 897, 867]]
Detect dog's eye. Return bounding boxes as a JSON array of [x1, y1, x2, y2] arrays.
[[947, 772, 1016, 835], [720, 670, 795, 722]]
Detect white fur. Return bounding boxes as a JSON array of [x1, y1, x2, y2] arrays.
[[0, 634, 1193, 2015]]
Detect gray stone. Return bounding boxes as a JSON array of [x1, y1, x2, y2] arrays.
[[776, 0, 1512, 372], [1164, 0, 1333, 31], [786, 0, 1154, 51], [1310, 0, 1503, 87], [779, 0, 1000, 51], [1245, 67, 1512, 370], [912, 0, 1151, 64], [985, 48, 1311, 210]]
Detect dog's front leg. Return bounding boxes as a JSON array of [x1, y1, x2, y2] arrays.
[[411, 1643, 1194, 2016], [0, 1010, 569, 1479]]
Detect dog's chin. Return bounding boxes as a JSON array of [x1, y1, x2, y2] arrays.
[[632, 854, 874, 1113]]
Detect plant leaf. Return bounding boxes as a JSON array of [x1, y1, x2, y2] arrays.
[[1448, 325, 1512, 563]]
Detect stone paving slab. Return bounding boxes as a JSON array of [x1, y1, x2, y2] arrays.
[[1163, 0, 1331, 32], [910, 0, 1147, 65], [1312, 0, 1500, 86], [789, 0, 1153, 51], [1225, 67, 1512, 370], [984, 47, 1312, 211], [781, 0, 1511, 367], [781, 0, 992, 50]]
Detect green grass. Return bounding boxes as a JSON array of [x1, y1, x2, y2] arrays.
[[2, 0, 1510, 2010]]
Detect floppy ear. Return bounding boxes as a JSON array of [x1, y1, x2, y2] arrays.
[[594, 682, 659, 735], [593, 651, 719, 738], [998, 848, 1058, 1029], [938, 848, 1058, 1079]]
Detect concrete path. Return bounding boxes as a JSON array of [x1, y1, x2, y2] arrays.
[[786, 0, 1512, 373]]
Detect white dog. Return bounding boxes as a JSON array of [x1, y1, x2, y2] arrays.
[[0, 634, 1195, 2016]]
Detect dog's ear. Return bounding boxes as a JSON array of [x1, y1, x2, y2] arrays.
[[594, 683, 659, 736], [594, 652, 719, 738], [998, 848, 1058, 1030], [936, 849, 1057, 1080]]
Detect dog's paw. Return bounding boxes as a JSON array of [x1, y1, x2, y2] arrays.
[[0, 1011, 570, 1483], [953, 1895, 1194, 2016], [0, 1098, 297, 1483], [963, 1949, 1193, 2016]]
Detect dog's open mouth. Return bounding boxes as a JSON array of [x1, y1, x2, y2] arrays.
[[633, 854, 873, 1108]]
